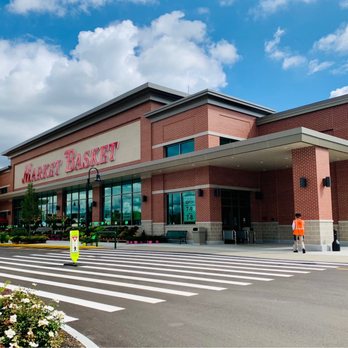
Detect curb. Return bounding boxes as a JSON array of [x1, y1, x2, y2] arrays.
[[0, 243, 100, 249], [62, 324, 99, 348]]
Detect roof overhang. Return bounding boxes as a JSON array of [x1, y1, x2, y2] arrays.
[[4, 127, 348, 199]]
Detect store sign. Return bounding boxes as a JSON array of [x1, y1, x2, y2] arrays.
[[15, 121, 141, 189], [21, 142, 118, 184]]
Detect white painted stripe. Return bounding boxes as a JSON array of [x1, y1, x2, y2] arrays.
[[63, 315, 79, 323], [11, 256, 226, 291], [62, 324, 99, 348], [65, 254, 293, 277], [0, 272, 164, 304], [1, 283, 123, 312], [81, 265, 252, 286], [0, 261, 197, 297], [22, 254, 272, 281], [79, 252, 309, 274], [82, 250, 330, 270]]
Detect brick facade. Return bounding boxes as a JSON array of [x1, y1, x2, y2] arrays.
[[1, 84, 348, 250]]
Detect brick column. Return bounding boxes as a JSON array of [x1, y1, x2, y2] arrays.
[[292, 146, 333, 250], [92, 185, 103, 224]]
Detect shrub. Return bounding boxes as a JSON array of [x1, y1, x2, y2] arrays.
[[10, 235, 48, 244], [0, 232, 9, 243], [0, 286, 65, 347]]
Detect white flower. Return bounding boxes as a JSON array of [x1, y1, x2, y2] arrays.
[[29, 342, 39, 347], [5, 328, 16, 339], [32, 283, 37, 287], [10, 314, 17, 323], [27, 328, 34, 336], [48, 331, 55, 337], [44, 305, 54, 312], [21, 298, 30, 303], [9, 343, 19, 348], [38, 319, 49, 326]]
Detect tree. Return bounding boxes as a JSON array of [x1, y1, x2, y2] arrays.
[[21, 183, 41, 234]]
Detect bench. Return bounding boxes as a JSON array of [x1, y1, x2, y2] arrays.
[[166, 230, 187, 244], [93, 230, 119, 249]]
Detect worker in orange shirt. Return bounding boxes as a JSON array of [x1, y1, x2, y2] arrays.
[[292, 212, 306, 253]]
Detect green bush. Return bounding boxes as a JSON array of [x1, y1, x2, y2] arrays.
[[10, 235, 48, 244], [0, 232, 9, 243], [0, 286, 64, 347]]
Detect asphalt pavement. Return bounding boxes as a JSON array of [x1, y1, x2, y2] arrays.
[[2, 240, 347, 263]]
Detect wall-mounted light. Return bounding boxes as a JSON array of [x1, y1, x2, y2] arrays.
[[7, 211, 11, 216], [142, 195, 147, 202], [197, 189, 204, 197], [92, 201, 97, 207], [56, 205, 60, 211], [300, 177, 307, 188], [323, 176, 331, 187]]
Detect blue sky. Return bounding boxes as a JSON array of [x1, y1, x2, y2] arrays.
[[0, 0, 348, 167]]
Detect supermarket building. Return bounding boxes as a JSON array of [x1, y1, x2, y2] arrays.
[[1, 83, 348, 250]]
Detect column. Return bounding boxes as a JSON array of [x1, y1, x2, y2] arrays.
[[292, 146, 333, 250]]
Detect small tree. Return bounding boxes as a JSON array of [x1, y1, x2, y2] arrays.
[[21, 183, 41, 234]]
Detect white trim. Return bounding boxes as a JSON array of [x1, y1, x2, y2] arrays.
[[152, 184, 259, 195], [0, 185, 9, 189], [152, 131, 245, 149]]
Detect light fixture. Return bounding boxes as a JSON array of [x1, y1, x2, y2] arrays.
[[300, 177, 307, 188], [323, 176, 331, 187]]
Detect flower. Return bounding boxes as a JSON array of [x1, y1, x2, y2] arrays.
[[1, 286, 65, 347], [5, 328, 16, 338], [38, 318, 49, 327]]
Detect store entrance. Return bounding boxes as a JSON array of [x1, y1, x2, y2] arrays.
[[221, 189, 251, 243]]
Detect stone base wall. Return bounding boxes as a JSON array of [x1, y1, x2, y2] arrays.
[[251, 220, 334, 250], [196, 222, 223, 243], [338, 221, 348, 243], [304, 220, 333, 250]]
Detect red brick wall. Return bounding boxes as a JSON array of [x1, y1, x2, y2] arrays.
[[208, 105, 258, 139], [292, 147, 332, 220], [258, 104, 348, 139]]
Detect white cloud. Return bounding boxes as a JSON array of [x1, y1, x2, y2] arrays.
[[6, 0, 155, 16], [6, 0, 111, 16], [330, 86, 348, 98], [314, 24, 348, 54], [282, 55, 306, 69], [308, 59, 334, 74], [0, 11, 239, 162], [219, 0, 236, 6], [251, 0, 316, 17], [340, 0, 348, 9], [265, 27, 306, 70]]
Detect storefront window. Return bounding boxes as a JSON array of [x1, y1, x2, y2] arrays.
[[65, 188, 92, 225], [38, 193, 57, 226], [103, 179, 141, 225], [167, 191, 196, 224]]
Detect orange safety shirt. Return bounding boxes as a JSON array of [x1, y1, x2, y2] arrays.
[[293, 218, 305, 236]]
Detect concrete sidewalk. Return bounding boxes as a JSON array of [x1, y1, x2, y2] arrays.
[[3, 240, 347, 263]]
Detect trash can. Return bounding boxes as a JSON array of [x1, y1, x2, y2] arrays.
[[192, 227, 207, 245]]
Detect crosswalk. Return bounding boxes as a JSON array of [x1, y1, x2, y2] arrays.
[[0, 249, 341, 321]]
